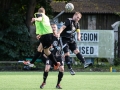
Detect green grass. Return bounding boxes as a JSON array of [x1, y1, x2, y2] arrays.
[[0, 72, 120, 90]]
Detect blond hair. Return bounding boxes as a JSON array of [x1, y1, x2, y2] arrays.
[[38, 7, 45, 14], [74, 12, 82, 17]]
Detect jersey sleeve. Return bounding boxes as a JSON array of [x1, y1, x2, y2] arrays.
[[36, 14, 42, 18], [77, 23, 80, 29], [34, 13, 42, 18], [64, 19, 70, 27]]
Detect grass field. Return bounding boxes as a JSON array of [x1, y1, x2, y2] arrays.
[[0, 71, 120, 90]]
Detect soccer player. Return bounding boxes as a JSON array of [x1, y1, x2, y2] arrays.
[[58, 12, 92, 73], [24, 7, 60, 70], [40, 24, 64, 89]]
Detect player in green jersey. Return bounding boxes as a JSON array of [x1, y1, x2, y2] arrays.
[[24, 7, 60, 70]]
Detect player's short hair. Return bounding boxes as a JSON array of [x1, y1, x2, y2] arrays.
[[51, 23, 56, 26], [74, 12, 82, 17], [38, 7, 45, 14], [51, 23, 58, 29]]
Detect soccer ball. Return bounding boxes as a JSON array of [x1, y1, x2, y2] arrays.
[[65, 3, 74, 12]]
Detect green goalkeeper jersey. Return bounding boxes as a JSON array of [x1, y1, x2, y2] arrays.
[[34, 13, 53, 35]]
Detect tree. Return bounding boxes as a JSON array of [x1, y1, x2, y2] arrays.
[[26, 0, 36, 30], [0, 0, 32, 60]]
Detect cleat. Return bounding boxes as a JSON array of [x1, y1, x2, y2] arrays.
[[23, 61, 35, 68], [40, 83, 46, 89], [84, 62, 93, 68], [69, 69, 75, 75], [56, 84, 62, 89], [29, 64, 35, 68], [54, 62, 60, 70], [23, 60, 30, 65]]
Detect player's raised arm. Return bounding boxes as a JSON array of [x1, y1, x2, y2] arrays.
[[58, 25, 66, 35], [31, 14, 42, 23]]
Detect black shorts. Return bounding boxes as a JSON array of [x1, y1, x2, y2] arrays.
[[54, 56, 64, 66], [41, 54, 52, 65], [41, 54, 64, 66], [40, 33, 53, 49], [62, 37, 77, 53]]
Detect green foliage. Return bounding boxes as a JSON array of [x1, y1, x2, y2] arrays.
[[115, 12, 120, 17], [35, 0, 53, 18], [0, 10, 33, 61], [114, 58, 120, 66], [94, 58, 108, 62]]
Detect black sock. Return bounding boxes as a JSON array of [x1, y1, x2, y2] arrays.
[[48, 53, 57, 65], [30, 51, 41, 64], [57, 71, 63, 85], [43, 71, 48, 83], [65, 56, 72, 69], [76, 53, 85, 63]]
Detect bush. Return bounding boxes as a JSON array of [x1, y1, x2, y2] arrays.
[[0, 10, 34, 61], [114, 58, 120, 66]]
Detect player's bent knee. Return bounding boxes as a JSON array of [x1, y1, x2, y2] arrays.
[[59, 66, 64, 72], [64, 52, 70, 56], [45, 65, 50, 72], [45, 69, 49, 72], [44, 49, 51, 56], [74, 49, 79, 54], [37, 44, 43, 52]]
